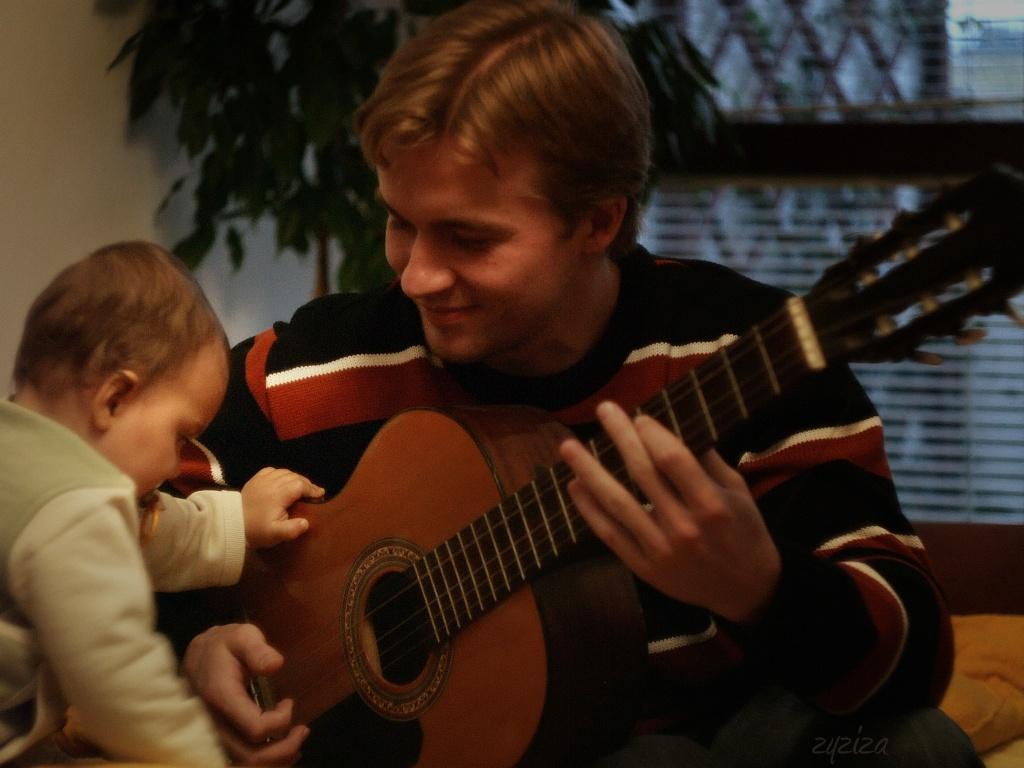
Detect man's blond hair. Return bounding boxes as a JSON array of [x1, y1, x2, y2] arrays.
[[14, 241, 227, 397], [355, 0, 651, 258]]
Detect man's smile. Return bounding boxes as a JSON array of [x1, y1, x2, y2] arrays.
[[419, 304, 477, 326]]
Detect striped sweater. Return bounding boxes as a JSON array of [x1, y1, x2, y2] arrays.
[[179, 246, 952, 732]]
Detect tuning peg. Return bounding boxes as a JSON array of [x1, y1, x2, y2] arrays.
[[920, 294, 940, 313], [911, 350, 945, 365], [955, 327, 987, 345], [902, 244, 920, 261], [876, 315, 897, 336], [964, 270, 983, 290], [859, 270, 878, 286], [1006, 302, 1024, 327], [944, 212, 965, 231]]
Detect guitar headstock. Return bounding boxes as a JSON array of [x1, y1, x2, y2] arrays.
[[807, 164, 1024, 365]]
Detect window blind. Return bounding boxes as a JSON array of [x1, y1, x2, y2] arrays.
[[640, 182, 1024, 522]]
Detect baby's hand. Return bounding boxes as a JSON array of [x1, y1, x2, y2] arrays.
[[240, 467, 324, 548]]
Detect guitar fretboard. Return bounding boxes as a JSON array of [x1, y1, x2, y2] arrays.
[[412, 297, 824, 644]]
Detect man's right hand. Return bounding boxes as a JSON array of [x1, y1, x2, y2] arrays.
[[183, 623, 310, 766]]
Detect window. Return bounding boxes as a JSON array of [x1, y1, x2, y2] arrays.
[[651, 0, 1024, 121]]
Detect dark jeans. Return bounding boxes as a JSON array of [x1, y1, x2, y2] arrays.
[[593, 686, 983, 768]]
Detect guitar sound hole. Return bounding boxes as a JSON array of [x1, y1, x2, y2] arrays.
[[366, 568, 432, 686]]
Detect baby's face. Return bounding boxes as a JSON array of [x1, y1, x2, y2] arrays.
[[95, 340, 228, 495]]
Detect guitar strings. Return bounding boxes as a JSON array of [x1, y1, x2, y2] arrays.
[[365, 308, 794, 636], [365, 300, 850, 669], [287, 307, 802, 679], [365, 307, 837, 673]]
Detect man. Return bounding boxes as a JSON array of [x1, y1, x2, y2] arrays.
[[174, 1, 978, 765]]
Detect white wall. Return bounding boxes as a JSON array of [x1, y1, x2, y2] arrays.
[[0, 0, 323, 390]]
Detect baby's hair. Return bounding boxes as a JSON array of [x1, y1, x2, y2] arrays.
[[13, 241, 227, 398]]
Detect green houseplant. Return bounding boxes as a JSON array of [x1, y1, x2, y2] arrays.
[[113, 0, 729, 294]]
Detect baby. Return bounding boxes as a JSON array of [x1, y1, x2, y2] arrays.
[[1, 241, 321, 765]]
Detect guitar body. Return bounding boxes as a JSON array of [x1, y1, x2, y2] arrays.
[[238, 406, 646, 767]]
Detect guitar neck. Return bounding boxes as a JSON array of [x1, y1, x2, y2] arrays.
[[648, 296, 825, 455], [414, 297, 826, 643]]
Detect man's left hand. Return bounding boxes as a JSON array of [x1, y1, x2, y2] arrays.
[[559, 400, 781, 624]]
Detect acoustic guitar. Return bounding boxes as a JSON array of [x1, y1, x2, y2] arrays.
[[237, 165, 1024, 766]]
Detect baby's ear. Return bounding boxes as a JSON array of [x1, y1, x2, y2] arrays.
[[90, 370, 140, 431]]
